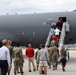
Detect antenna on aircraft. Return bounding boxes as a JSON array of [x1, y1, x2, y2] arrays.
[[7, 13, 9, 15], [15, 13, 17, 15], [34, 12, 36, 14]]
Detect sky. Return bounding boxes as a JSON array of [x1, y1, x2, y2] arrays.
[[0, 0, 76, 15]]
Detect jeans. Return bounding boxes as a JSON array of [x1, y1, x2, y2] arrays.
[[61, 58, 66, 68]]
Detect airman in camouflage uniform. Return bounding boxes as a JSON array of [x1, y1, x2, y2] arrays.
[[51, 39, 58, 47], [13, 43, 24, 75], [7, 40, 13, 75], [35, 47, 41, 70], [50, 41, 58, 70], [7, 40, 13, 64], [48, 46, 52, 69]]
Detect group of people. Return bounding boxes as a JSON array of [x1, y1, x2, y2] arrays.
[[0, 18, 67, 75], [0, 39, 25, 75], [35, 43, 67, 75], [51, 17, 63, 40], [0, 39, 67, 75], [34, 17, 67, 75]]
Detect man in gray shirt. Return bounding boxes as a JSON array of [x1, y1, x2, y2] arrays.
[[37, 44, 49, 75], [0, 39, 10, 75]]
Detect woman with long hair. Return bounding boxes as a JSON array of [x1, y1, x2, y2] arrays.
[[60, 46, 67, 71]]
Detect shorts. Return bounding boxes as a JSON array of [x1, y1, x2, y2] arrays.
[[39, 61, 47, 67]]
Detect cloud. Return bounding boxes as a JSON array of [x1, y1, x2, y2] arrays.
[[0, 0, 76, 15]]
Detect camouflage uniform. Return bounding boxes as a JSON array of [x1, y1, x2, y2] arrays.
[[50, 46, 58, 70], [7, 46, 13, 75], [13, 48, 24, 75], [51, 40, 58, 47], [51, 40, 59, 56], [48, 47, 53, 68], [7, 46, 13, 64]]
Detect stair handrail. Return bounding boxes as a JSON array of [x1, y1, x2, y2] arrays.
[[58, 22, 66, 50], [45, 28, 52, 48]]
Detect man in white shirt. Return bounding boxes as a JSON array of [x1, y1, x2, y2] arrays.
[[54, 27, 61, 38], [0, 39, 10, 75]]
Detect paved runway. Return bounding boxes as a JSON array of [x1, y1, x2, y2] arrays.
[[10, 50, 76, 75]]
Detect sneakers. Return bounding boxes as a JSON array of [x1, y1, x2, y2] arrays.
[[49, 66, 51, 69], [41, 70, 44, 74], [29, 70, 32, 72], [29, 69, 36, 72], [33, 69, 36, 71]]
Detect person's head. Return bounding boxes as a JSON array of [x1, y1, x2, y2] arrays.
[[56, 27, 59, 29], [38, 47, 41, 50], [0, 40, 2, 47], [40, 44, 45, 49], [28, 44, 32, 48], [16, 43, 20, 47], [50, 40, 57, 47], [59, 18, 63, 23], [52, 35, 58, 41], [46, 45, 50, 48], [51, 25, 53, 28], [61, 46, 65, 51], [2, 39, 8, 46], [7, 40, 12, 46]]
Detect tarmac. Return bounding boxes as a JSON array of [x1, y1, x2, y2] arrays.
[[10, 50, 76, 75]]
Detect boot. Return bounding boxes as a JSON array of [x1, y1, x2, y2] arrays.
[[62, 67, 65, 72]]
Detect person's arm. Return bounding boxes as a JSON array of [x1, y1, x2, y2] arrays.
[[32, 48, 34, 57], [25, 49, 27, 57], [37, 51, 40, 63], [6, 49, 10, 67], [11, 47, 14, 58], [35, 51, 38, 60], [65, 50, 67, 57], [20, 49, 24, 62], [46, 51, 49, 63]]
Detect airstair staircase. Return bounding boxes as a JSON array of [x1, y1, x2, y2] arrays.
[[45, 21, 70, 49], [58, 22, 70, 51], [45, 28, 52, 48]]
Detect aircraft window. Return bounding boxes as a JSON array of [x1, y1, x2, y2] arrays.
[[33, 32, 35, 34], [22, 32, 25, 34], [33, 35, 35, 37], [30, 39, 32, 41]]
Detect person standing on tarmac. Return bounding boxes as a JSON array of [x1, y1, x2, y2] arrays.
[[37, 44, 49, 75], [50, 43, 58, 70], [13, 43, 24, 75], [26, 44, 36, 72], [60, 46, 67, 71], [7, 40, 13, 75], [35, 47, 41, 70], [0, 39, 10, 75], [47, 45, 52, 69]]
